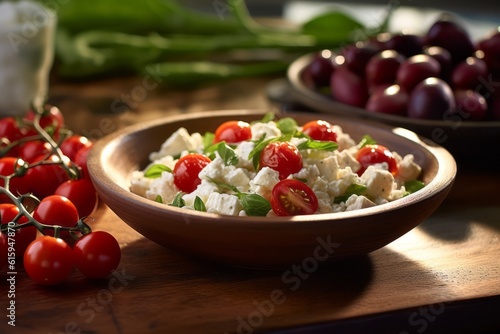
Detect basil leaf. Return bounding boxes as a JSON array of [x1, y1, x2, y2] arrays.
[[276, 117, 298, 134], [207, 177, 240, 194], [170, 192, 186, 207], [203, 132, 215, 151], [217, 142, 238, 166], [144, 164, 172, 178], [194, 196, 206, 212], [358, 135, 377, 148], [154, 195, 163, 203], [334, 183, 367, 204], [260, 112, 275, 123], [404, 180, 425, 194], [297, 139, 338, 151], [240, 193, 271, 216]]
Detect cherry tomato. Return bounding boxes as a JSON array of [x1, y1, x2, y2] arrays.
[[301, 120, 337, 142], [214, 121, 252, 144], [0, 157, 30, 203], [173, 154, 211, 193], [356, 144, 398, 176], [24, 105, 65, 138], [73, 231, 121, 279], [26, 154, 70, 199], [18, 140, 51, 163], [259, 142, 303, 180], [60, 135, 92, 161], [74, 144, 92, 179], [270, 179, 318, 216], [0, 117, 23, 142], [0, 203, 36, 256], [55, 179, 98, 217], [33, 195, 79, 238], [23, 236, 73, 285]]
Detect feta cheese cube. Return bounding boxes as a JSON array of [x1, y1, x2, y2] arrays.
[[345, 195, 376, 211], [205, 193, 242, 215], [150, 128, 201, 160], [129, 171, 153, 197], [249, 167, 280, 199], [314, 155, 339, 182], [396, 154, 422, 183], [251, 121, 281, 140], [182, 180, 219, 207], [360, 166, 394, 200], [235, 141, 255, 169], [328, 168, 361, 197], [145, 171, 179, 204]]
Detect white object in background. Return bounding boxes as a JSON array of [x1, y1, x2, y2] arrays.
[[0, 1, 57, 116]]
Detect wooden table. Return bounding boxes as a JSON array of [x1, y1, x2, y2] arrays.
[[2, 75, 500, 334]]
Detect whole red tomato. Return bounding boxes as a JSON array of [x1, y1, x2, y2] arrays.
[[356, 144, 398, 176], [214, 121, 252, 143], [73, 231, 121, 279], [24, 236, 73, 285], [60, 135, 92, 161], [0, 203, 36, 256], [259, 142, 303, 180], [33, 195, 79, 238], [301, 120, 337, 142], [173, 154, 211, 193], [26, 154, 70, 199], [0, 157, 30, 203], [55, 179, 98, 217]]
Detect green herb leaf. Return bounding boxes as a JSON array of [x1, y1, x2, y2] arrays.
[[276, 117, 298, 134], [170, 192, 186, 207], [404, 180, 425, 194], [334, 183, 367, 204], [207, 177, 240, 194], [144, 164, 172, 178], [297, 139, 338, 151], [203, 132, 215, 151], [154, 195, 163, 203], [358, 135, 377, 148], [194, 196, 206, 212], [260, 112, 275, 123], [240, 193, 271, 216]]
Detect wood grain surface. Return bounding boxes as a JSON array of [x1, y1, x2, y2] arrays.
[[1, 75, 499, 334]]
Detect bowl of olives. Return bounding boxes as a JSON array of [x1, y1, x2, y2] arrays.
[[287, 14, 500, 163]]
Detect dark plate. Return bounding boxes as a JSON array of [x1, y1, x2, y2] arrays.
[[285, 53, 500, 163]]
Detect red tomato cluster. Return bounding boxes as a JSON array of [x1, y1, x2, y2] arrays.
[[0, 105, 121, 285]]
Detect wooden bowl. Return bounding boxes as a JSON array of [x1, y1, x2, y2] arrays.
[[88, 110, 456, 269]]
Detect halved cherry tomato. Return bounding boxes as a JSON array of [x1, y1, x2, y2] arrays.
[[0, 203, 36, 256], [33, 195, 79, 238], [356, 144, 398, 176], [214, 121, 252, 143], [301, 120, 337, 142], [73, 231, 121, 279], [259, 142, 303, 180], [55, 179, 98, 217], [271, 179, 318, 216], [173, 154, 211, 193], [24, 236, 73, 285]]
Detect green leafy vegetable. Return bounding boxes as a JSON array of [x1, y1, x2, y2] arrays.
[[334, 184, 367, 204], [207, 177, 270, 216], [154, 195, 163, 204], [144, 164, 172, 178], [205, 141, 239, 166], [404, 180, 425, 194], [297, 139, 338, 151], [170, 192, 186, 207], [276, 117, 298, 134], [194, 196, 207, 212], [358, 135, 377, 148], [35, 0, 391, 84]]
